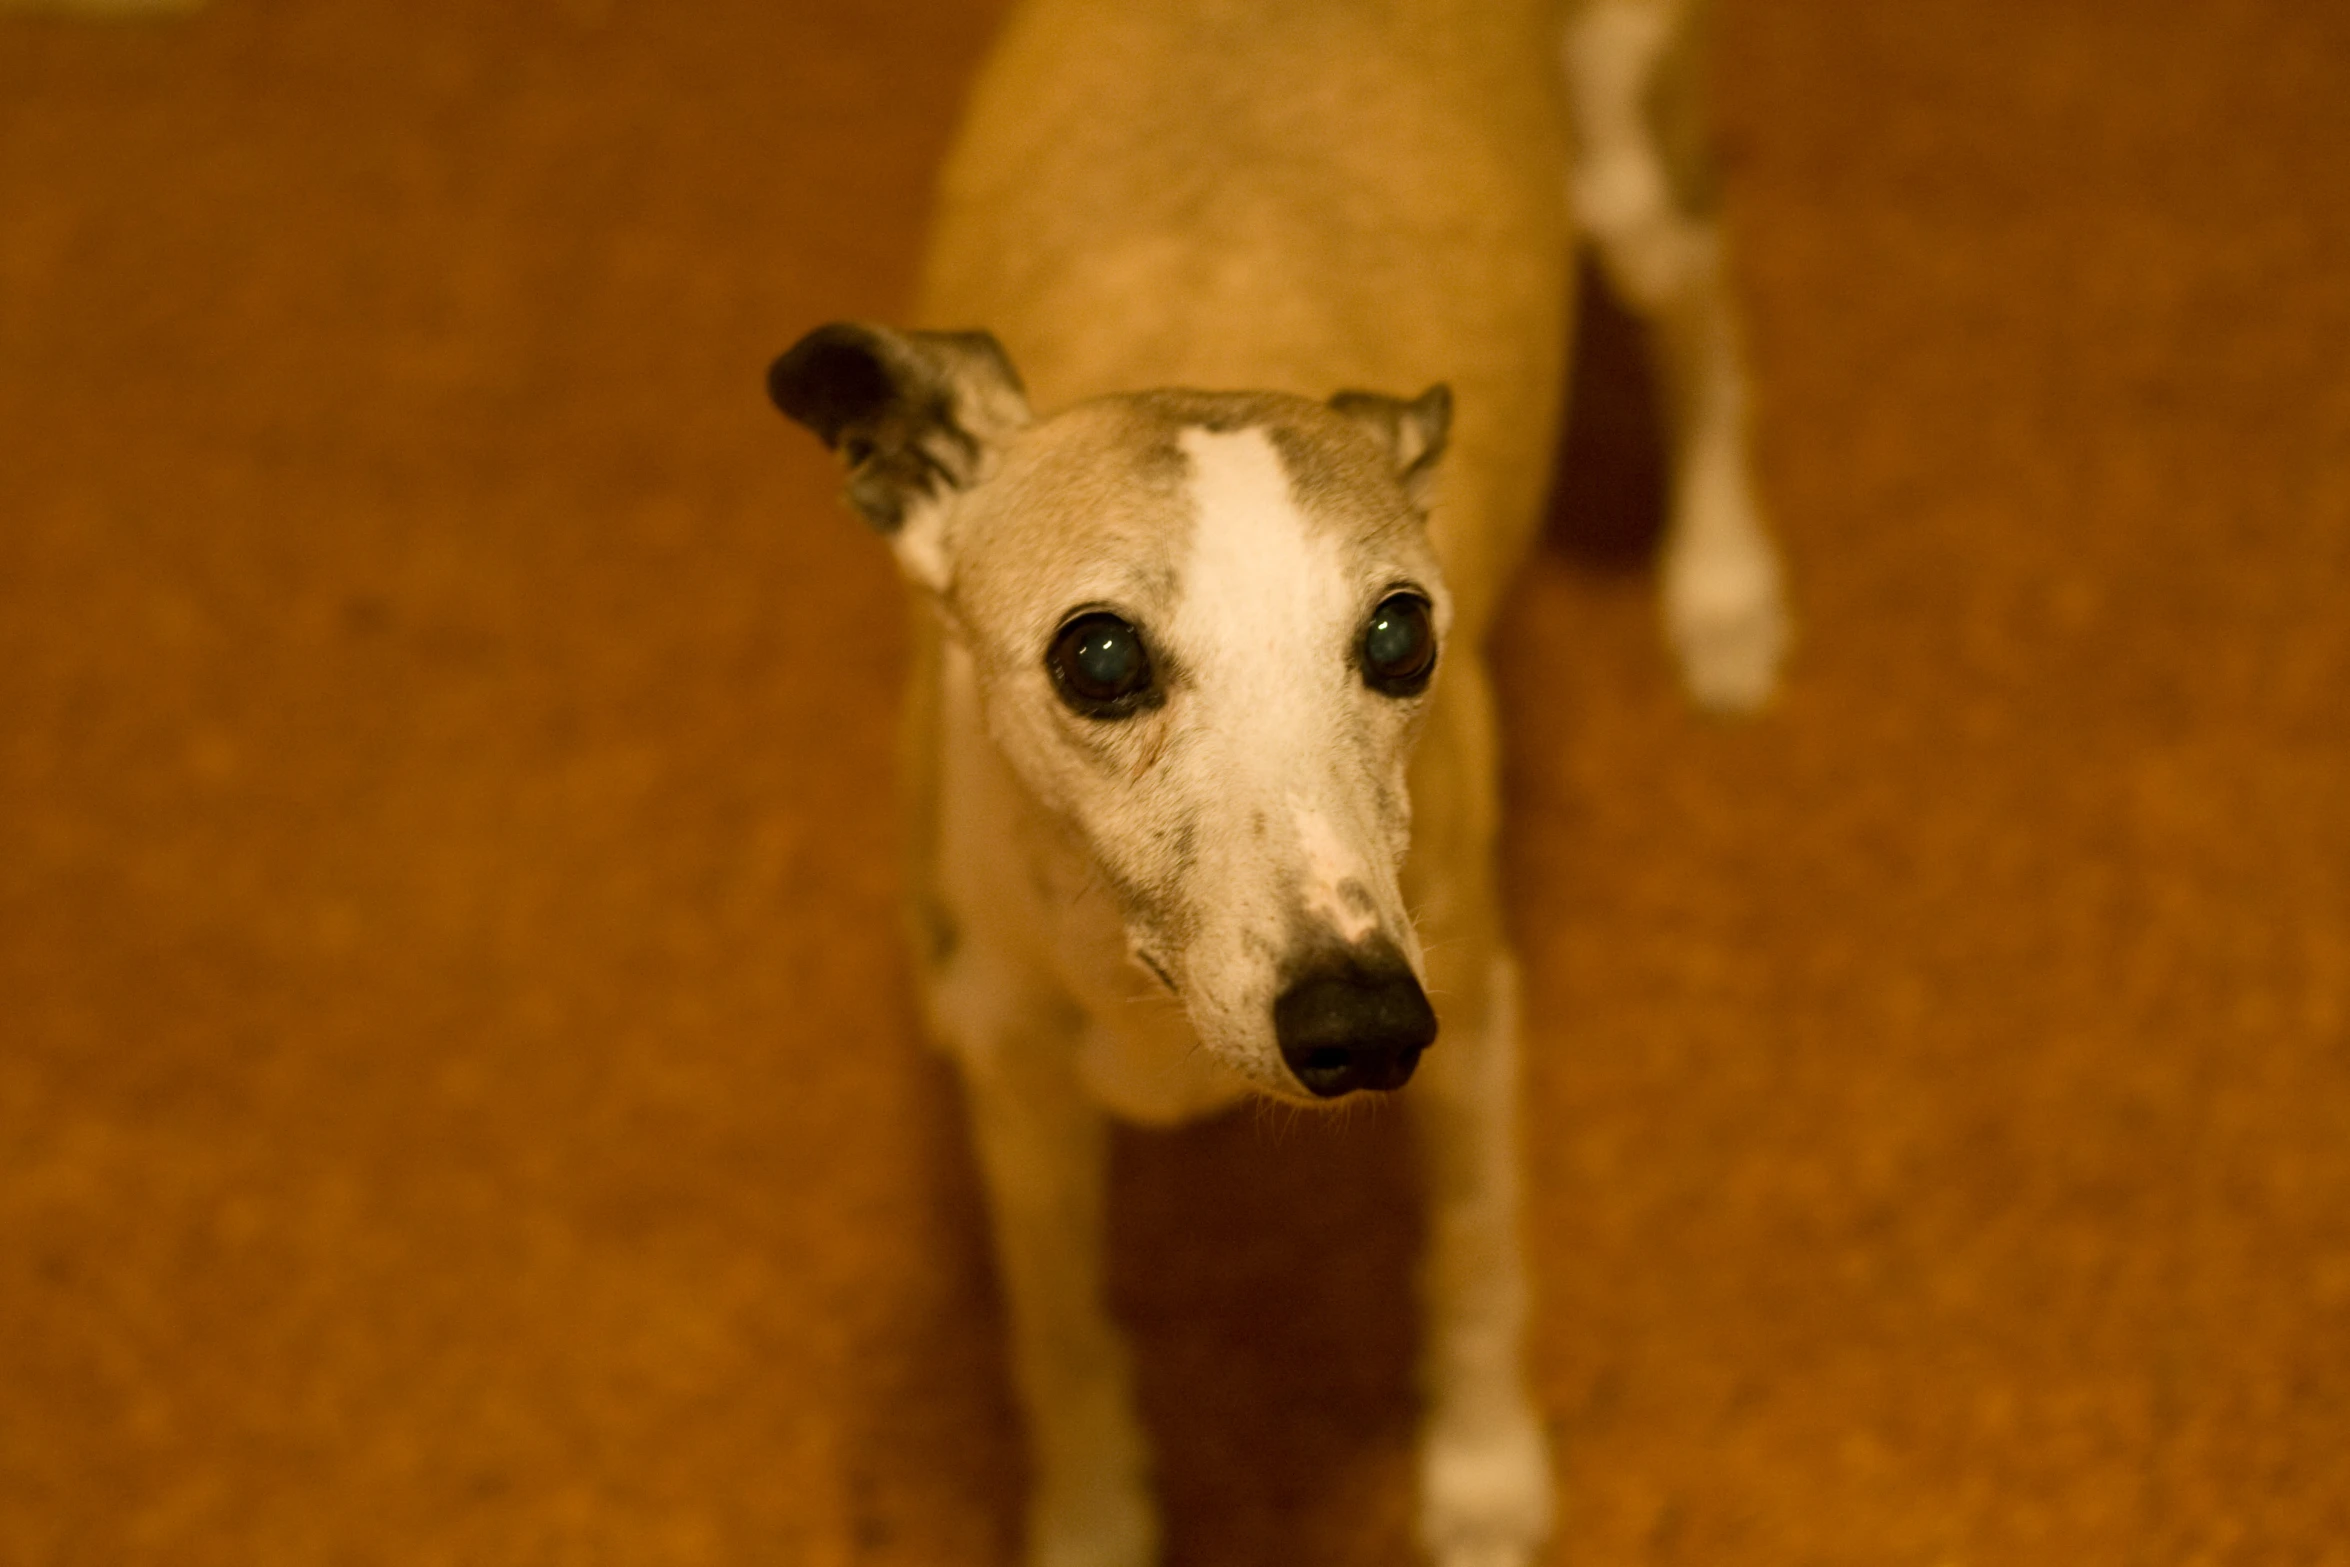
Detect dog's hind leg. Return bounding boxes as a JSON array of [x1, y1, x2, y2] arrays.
[[1565, 0, 1789, 712], [953, 993, 1157, 1567]]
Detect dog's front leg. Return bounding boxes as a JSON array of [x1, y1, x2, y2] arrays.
[[958, 1013, 1157, 1567], [1412, 948, 1553, 1567]]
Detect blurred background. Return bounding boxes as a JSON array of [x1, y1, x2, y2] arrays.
[[2, 1, 2345, 1562]]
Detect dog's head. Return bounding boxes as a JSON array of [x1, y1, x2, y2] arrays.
[[770, 322, 1454, 1102]]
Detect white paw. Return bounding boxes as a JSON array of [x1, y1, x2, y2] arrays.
[[1662, 458, 1790, 715], [1030, 1464, 1159, 1567], [1666, 542, 1788, 714], [1418, 1406, 1554, 1567]]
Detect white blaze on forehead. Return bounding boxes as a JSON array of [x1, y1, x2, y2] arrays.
[[1173, 426, 1354, 736], [1175, 426, 1388, 950]]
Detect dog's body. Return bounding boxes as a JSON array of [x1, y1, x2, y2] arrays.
[[770, 2, 1784, 1562]]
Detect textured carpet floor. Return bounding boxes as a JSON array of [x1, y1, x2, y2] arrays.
[[3, 2, 2346, 1563]]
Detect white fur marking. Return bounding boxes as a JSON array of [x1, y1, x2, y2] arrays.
[[1562, 0, 1790, 710], [1172, 425, 1404, 982], [1174, 427, 1355, 753], [891, 501, 952, 594], [1294, 801, 1376, 945], [1564, 0, 1711, 310]]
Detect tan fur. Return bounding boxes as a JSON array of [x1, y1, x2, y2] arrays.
[[784, 3, 1788, 1563], [909, 0, 1580, 1117], [920, 0, 1574, 641]]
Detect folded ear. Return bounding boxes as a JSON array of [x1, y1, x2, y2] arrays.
[[1327, 383, 1452, 508], [767, 322, 1030, 589]]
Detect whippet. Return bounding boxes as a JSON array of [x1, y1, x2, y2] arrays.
[[767, 1, 1785, 1562]]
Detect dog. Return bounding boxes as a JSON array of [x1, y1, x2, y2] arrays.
[[767, 1, 1785, 1562]]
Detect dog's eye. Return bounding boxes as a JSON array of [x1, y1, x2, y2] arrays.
[[1361, 592, 1436, 695], [1048, 611, 1155, 717]]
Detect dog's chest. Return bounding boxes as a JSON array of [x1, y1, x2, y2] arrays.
[[1076, 1009, 1253, 1126]]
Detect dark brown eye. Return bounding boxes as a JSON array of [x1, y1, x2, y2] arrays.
[[1362, 592, 1436, 695], [1048, 611, 1155, 717]]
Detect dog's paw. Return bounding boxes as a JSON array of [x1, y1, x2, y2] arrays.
[[1667, 551, 1788, 714], [1029, 1472, 1159, 1567], [1418, 1405, 1554, 1567], [1662, 465, 1789, 715]]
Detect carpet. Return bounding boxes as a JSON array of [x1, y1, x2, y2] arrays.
[[3, 1, 2344, 1561]]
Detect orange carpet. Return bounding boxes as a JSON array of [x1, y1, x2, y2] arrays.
[[3, 2, 2345, 1562]]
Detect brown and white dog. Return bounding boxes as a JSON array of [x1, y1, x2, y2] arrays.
[[768, 2, 1785, 1562]]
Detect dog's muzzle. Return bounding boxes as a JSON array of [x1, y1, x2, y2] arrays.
[[1272, 947, 1439, 1098]]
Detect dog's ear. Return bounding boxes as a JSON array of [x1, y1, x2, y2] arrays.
[[767, 322, 1030, 589], [1328, 383, 1452, 509]]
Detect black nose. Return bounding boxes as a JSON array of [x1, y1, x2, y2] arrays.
[[1273, 955, 1438, 1097]]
